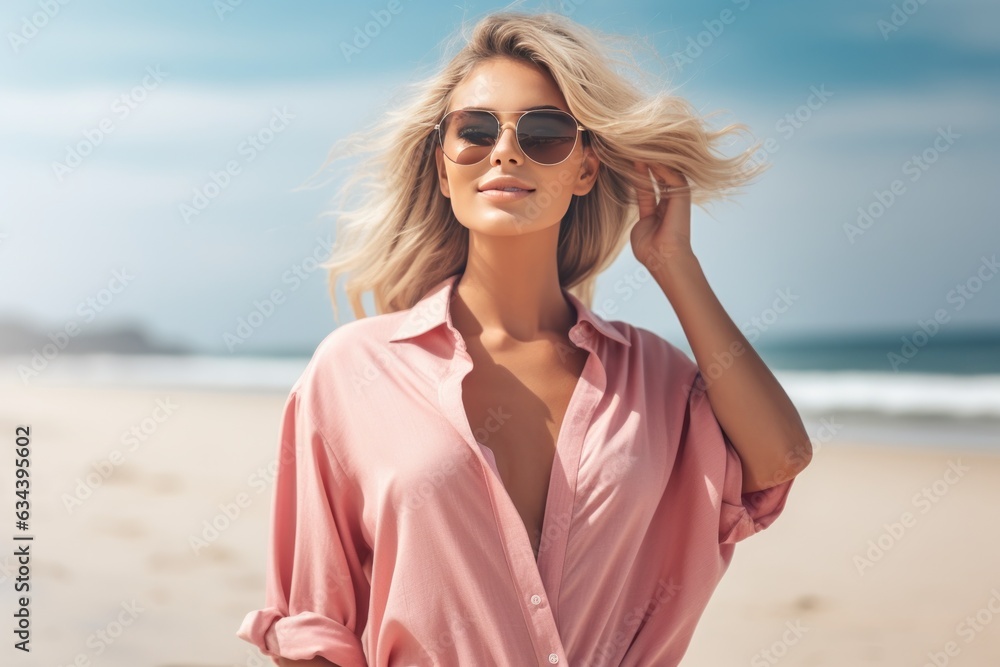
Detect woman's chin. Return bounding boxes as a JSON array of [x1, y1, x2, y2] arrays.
[[461, 211, 551, 235]]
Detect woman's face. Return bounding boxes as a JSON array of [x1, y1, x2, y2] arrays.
[[435, 57, 600, 236]]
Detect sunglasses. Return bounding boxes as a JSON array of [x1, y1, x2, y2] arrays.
[[435, 108, 586, 166]]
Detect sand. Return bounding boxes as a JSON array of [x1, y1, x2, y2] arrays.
[[1, 383, 998, 666]]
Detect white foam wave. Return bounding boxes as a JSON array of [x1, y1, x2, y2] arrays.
[[3, 355, 1000, 419]]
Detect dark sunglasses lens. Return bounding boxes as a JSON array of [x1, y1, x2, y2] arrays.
[[439, 110, 579, 165], [440, 111, 499, 165], [517, 111, 579, 164]]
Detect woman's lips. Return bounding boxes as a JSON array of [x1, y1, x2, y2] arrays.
[[478, 188, 534, 201]]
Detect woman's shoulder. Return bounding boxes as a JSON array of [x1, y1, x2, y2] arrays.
[[608, 318, 699, 372], [603, 318, 704, 406], [315, 310, 405, 356], [291, 310, 409, 395]]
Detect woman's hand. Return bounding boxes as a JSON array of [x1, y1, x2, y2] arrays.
[[629, 160, 694, 269]]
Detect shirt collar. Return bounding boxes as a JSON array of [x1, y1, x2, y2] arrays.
[[388, 273, 632, 347]]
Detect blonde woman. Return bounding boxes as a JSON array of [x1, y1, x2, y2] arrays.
[[237, 10, 811, 667]]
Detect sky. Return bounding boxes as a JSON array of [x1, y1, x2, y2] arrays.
[[1, 0, 997, 357]]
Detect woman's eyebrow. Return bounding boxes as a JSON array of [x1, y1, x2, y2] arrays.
[[458, 104, 564, 111]]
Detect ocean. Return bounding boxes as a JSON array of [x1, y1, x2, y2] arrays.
[[2, 332, 998, 454]]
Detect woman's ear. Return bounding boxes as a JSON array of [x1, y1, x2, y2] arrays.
[[572, 145, 601, 197], [435, 146, 451, 199]]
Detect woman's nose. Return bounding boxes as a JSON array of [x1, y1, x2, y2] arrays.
[[490, 123, 523, 162]]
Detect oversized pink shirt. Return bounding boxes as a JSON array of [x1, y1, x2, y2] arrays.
[[236, 273, 795, 666]]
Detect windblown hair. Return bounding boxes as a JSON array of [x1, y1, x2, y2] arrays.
[[307, 8, 767, 323]]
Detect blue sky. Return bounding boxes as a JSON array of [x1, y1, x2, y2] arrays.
[[1, 0, 997, 356]]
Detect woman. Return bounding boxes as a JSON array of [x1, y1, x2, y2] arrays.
[[237, 10, 812, 667]]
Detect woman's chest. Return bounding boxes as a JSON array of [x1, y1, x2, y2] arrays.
[[459, 345, 589, 556], [346, 347, 674, 542]]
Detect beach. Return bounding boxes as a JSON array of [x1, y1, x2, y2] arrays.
[[2, 380, 998, 666]]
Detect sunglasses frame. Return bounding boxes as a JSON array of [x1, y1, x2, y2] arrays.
[[434, 108, 587, 166]]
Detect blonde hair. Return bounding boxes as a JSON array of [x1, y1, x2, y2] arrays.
[[307, 8, 767, 323]]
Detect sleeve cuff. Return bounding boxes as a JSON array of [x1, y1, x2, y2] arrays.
[[237, 607, 368, 667], [719, 476, 795, 545]]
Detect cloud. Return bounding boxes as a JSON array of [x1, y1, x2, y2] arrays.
[[0, 77, 407, 142], [833, 0, 1000, 54], [721, 79, 1000, 147], [0, 77, 411, 224]]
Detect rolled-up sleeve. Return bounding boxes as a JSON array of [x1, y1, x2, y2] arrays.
[[687, 372, 796, 546], [237, 388, 370, 667]]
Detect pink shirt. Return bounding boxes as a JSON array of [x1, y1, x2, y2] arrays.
[[236, 273, 795, 666]]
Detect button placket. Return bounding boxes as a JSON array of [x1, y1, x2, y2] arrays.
[[441, 328, 569, 665], [444, 297, 598, 667]]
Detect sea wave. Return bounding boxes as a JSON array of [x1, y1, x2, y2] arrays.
[[3, 354, 1000, 419], [776, 370, 1000, 419]]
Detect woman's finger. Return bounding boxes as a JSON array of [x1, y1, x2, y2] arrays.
[[633, 160, 658, 221], [649, 163, 689, 192]]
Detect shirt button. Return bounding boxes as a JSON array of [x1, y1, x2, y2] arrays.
[[548, 653, 559, 663], [530, 594, 542, 605]]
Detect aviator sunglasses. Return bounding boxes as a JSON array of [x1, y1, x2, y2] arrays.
[[435, 108, 586, 166]]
